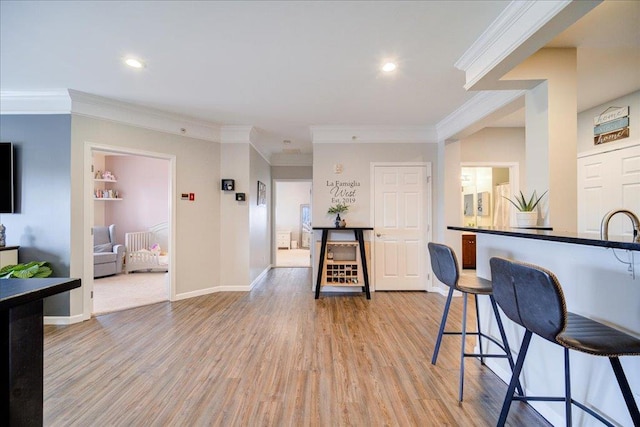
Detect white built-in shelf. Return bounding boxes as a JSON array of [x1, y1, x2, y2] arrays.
[[94, 179, 117, 183], [93, 198, 123, 201]]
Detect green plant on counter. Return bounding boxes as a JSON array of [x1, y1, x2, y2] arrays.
[[0, 261, 53, 278], [504, 190, 548, 212], [327, 203, 349, 215]]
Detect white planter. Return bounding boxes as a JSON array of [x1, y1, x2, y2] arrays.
[[516, 211, 538, 227]]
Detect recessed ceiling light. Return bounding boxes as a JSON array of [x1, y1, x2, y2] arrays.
[[124, 57, 145, 69], [382, 62, 397, 72]]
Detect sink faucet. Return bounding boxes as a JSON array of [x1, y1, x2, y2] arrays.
[[600, 209, 640, 242]]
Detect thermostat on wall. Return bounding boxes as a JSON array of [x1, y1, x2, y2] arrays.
[[222, 179, 235, 191], [235, 193, 246, 201]]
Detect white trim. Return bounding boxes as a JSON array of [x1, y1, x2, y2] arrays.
[[311, 125, 437, 144], [174, 287, 219, 301], [577, 140, 639, 159], [0, 89, 72, 114], [1, 89, 221, 142], [250, 265, 271, 288], [272, 178, 313, 267], [84, 142, 177, 318], [44, 314, 85, 325], [436, 91, 525, 142], [455, 0, 599, 90], [220, 125, 254, 143]]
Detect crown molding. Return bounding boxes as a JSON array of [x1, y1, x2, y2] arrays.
[[1, 89, 222, 142], [436, 90, 525, 142], [455, 0, 599, 91], [0, 89, 72, 114], [310, 125, 437, 144], [220, 125, 254, 143]]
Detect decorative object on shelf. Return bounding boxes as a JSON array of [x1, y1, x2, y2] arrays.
[[504, 190, 547, 227], [222, 179, 235, 191], [257, 181, 266, 206], [0, 261, 53, 278], [327, 203, 349, 228], [94, 170, 117, 181], [235, 192, 246, 201], [0, 223, 5, 247]]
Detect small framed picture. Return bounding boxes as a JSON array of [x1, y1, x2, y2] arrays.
[[257, 181, 266, 206]]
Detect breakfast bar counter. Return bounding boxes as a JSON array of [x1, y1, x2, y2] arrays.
[[447, 226, 639, 426]]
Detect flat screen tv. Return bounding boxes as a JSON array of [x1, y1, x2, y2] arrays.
[[0, 142, 15, 213]]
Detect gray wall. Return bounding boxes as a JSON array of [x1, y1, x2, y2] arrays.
[[0, 114, 72, 315]]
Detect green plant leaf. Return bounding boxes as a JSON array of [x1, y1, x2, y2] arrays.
[[0, 261, 53, 278]]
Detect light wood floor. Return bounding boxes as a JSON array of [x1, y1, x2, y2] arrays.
[[44, 268, 549, 426]]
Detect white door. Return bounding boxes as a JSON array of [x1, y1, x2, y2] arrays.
[[373, 165, 430, 291], [578, 145, 640, 237]]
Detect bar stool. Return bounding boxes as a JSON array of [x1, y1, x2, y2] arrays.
[[490, 257, 640, 427], [428, 242, 522, 402]]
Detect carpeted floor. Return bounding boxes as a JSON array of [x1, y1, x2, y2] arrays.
[[93, 272, 168, 316], [276, 248, 311, 267]]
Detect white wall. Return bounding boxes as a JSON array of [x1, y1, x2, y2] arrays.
[[275, 181, 311, 245], [249, 145, 271, 282], [70, 115, 221, 316]]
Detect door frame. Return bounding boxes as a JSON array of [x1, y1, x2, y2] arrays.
[[370, 162, 433, 292], [460, 162, 520, 227], [271, 178, 312, 267], [83, 142, 176, 319]]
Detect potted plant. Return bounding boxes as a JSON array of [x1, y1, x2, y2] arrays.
[[327, 203, 349, 228], [504, 190, 547, 227], [0, 261, 53, 278]]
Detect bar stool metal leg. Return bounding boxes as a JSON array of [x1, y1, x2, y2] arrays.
[[497, 330, 532, 427], [489, 295, 524, 397], [460, 292, 468, 402], [431, 285, 455, 365], [474, 295, 484, 365], [610, 357, 640, 425], [564, 348, 572, 427]]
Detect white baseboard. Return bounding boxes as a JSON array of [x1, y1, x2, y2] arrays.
[[173, 287, 220, 301], [173, 266, 272, 300], [44, 314, 85, 325]]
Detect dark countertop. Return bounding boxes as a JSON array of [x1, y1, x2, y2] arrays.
[[0, 245, 19, 252], [447, 226, 640, 251], [312, 227, 374, 230], [0, 278, 81, 310]]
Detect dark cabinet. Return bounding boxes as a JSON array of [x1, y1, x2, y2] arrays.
[[461, 234, 476, 269]]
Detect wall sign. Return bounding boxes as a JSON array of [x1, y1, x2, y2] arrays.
[[594, 106, 629, 145], [326, 179, 360, 205]]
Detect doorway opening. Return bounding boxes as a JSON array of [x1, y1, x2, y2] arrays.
[[85, 144, 175, 317], [273, 180, 312, 268], [461, 166, 511, 228]]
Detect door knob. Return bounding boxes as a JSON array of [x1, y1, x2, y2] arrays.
[[376, 233, 382, 237]]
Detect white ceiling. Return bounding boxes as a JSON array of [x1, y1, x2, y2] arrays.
[[1, 1, 639, 158]]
